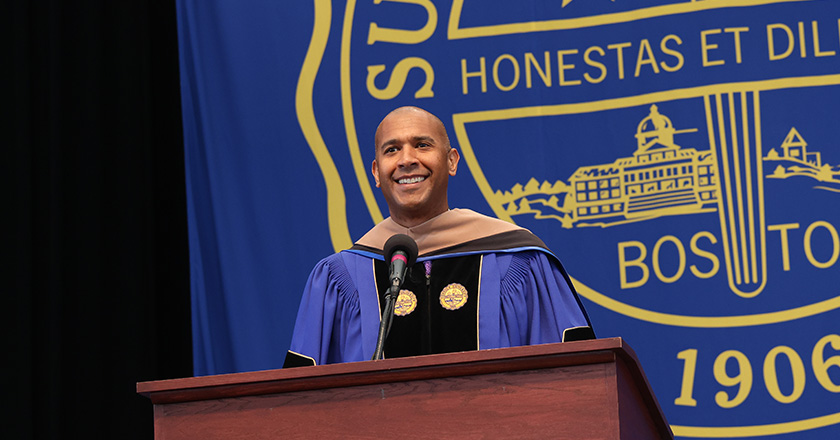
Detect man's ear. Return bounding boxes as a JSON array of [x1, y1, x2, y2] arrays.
[[371, 159, 381, 187], [448, 148, 460, 176]]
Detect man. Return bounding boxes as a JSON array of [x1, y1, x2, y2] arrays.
[[284, 106, 593, 367]]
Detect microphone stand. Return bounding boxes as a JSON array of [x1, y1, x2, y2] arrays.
[[372, 281, 400, 361], [372, 234, 417, 361]]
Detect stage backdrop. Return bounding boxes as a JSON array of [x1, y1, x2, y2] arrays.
[[177, 1, 840, 438]]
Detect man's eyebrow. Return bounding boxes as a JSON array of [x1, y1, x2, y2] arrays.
[[378, 138, 398, 151], [412, 136, 436, 144], [378, 136, 436, 150]]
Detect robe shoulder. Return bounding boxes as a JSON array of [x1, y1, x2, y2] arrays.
[[283, 252, 373, 367]]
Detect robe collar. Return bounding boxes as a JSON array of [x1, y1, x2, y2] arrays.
[[354, 209, 531, 256]]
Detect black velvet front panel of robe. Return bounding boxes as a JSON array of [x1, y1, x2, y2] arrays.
[[374, 255, 481, 359]]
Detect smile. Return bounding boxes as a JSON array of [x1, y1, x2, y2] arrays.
[[397, 176, 426, 184]]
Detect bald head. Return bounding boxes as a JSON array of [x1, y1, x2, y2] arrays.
[[374, 106, 450, 155]]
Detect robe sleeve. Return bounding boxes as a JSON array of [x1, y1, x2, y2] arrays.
[[499, 250, 594, 347], [284, 253, 365, 366]]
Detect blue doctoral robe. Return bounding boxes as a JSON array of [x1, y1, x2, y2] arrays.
[[285, 223, 593, 366]]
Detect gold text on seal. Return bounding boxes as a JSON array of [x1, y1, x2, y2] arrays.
[[439, 283, 468, 311], [394, 289, 417, 316]]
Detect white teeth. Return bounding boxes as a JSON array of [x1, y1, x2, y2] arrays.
[[398, 176, 426, 184]]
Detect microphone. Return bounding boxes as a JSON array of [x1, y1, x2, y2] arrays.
[[372, 234, 418, 361], [383, 234, 418, 294]]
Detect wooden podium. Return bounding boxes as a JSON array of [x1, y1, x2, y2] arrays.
[[137, 338, 672, 439]]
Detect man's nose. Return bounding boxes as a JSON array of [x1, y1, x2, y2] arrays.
[[397, 146, 418, 167]]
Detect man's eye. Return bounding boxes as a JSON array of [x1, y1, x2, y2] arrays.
[[417, 142, 431, 148], [385, 146, 398, 154]]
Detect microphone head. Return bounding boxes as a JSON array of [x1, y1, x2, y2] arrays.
[[383, 234, 419, 267]]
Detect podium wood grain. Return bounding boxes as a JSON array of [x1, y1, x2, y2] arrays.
[[139, 338, 672, 439]]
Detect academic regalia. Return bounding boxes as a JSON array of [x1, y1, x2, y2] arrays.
[[284, 209, 594, 367]]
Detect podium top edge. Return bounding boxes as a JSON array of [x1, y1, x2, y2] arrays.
[[137, 338, 630, 396]]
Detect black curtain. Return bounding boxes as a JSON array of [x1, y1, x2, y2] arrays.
[[10, 1, 192, 438]]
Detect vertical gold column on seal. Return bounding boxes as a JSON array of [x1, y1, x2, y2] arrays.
[[704, 91, 768, 298]]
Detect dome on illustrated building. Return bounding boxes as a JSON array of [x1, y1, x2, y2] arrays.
[[635, 104, 677, 153], [637, 104, 673, 133]]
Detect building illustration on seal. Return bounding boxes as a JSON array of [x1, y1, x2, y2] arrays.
[[764, 127, 840, 185], [498, 104, 718, 228]]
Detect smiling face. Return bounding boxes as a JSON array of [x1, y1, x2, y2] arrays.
[[372, 107, 460, 228]]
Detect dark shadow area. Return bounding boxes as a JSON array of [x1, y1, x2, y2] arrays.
[[9, 1, 193, 438]]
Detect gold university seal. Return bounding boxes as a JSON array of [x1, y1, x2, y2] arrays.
[[439, 283, 468, 311], [394, 289, 417, 316]]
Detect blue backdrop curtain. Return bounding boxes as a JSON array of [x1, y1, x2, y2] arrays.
[[178, 1, 840, 438]]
